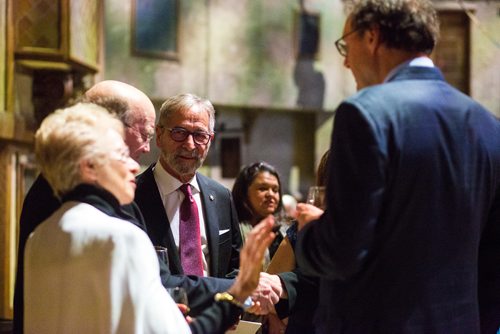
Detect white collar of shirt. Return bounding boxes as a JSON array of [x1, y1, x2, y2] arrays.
[[384, 56, 434, 83], [152, 162, 200, 198], [152, 162, 209, 276]]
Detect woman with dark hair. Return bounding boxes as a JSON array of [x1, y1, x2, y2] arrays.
[[232, 162, 284, 268], [232, 162, 288, 334]]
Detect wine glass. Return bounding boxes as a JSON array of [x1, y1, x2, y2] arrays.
[[306, 186, 326, 209], [154, 246, 168, 264]]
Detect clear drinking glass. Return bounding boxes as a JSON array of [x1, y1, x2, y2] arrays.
[[306, 186, 326, 209], [154, 246, 168, 264]]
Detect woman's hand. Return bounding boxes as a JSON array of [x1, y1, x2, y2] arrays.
[[295, 203, 324, 231], [227, 216, 275, 303], [176, 304, 193, 323]]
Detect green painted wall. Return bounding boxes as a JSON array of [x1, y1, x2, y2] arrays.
[[103, 0, 346, 110]]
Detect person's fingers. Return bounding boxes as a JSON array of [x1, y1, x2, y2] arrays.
[[177, 303, 189, 315], [228, 216, 277, 301], [246, 302, 262, 315]]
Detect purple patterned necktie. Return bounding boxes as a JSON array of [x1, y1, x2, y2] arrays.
[[179, 184, 204, 276]]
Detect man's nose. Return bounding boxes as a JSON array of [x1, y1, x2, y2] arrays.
[[142, 141, 151, 153], [182, 133, 197, 149], [127, 157, 140, 174]]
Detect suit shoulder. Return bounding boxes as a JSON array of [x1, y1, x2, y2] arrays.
[[135, 164, 155, 185], [135, 164, 159, 205], [197, 173, 231, 194]]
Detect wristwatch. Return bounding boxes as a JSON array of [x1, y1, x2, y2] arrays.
[[214, 292, 253, 310]]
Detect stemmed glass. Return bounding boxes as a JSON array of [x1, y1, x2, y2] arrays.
[[154, 246, 168, 264], [306, 186, 326, 209]]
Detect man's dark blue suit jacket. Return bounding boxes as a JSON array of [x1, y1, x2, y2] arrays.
[[297, 65, 500, 333]]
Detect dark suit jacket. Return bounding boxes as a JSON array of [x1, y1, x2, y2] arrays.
[[135, 164, 242, 278], [296, 65, 500, 333]]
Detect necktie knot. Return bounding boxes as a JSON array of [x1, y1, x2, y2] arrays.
[[180, 184, 193, 202]]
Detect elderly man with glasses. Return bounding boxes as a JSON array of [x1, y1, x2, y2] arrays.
[[135, 93, 243, 285]]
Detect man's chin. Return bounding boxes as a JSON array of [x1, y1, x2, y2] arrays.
[[174, 162, 201, 177]]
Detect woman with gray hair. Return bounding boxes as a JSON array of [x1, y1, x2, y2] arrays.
[[24, 103, 276, 333]]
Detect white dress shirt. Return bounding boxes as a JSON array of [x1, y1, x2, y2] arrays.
[[153, 162, 210, 276]]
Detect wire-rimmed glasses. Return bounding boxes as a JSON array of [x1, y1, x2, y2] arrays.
[[334, 29, 361, 57]]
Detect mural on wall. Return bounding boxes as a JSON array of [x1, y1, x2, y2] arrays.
[[132, 0, 179, 60], [70, 0, 99, 68], [295, 10, 320, 59], [293, 8, 325, 109]]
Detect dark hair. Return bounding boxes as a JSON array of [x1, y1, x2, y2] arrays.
[[232, 162, 283, 222], [348, 0, 439, 54], [316, 150, 330, 187]]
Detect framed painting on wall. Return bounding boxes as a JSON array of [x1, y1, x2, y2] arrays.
[[132, 0, 179, 60]]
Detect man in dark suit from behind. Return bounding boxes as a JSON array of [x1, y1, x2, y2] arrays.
[[135, 93, 242, 279], [295, 0, 500, 333]]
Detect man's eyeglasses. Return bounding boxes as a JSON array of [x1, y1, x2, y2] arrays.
[[161, 126, 213, 145], [335, 28, 361, 57]]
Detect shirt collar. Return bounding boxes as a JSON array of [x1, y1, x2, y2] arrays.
[[384, 56, 434, 83], [153, 161, 200, 196]]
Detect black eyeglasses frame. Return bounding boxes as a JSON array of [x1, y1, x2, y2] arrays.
[[160, 126, 213, 145], [334, 28, 362, 57]]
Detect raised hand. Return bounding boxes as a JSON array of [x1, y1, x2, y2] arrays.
[[227, 216, 276, 304], [295, 203, 324, 231]]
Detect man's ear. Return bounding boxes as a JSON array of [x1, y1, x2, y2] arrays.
[[155, 125, 163, 146], [366, 24, 381, 55], [79, 159, 97, 183]]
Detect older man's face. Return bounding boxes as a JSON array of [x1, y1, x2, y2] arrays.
[[342, 16, 378, 90], [156, 105, 212, 183], [124, 104, 156, 161]]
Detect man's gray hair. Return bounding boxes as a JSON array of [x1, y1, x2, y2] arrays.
[[158, 93, 215, 132], [347, 0, 439, 54]]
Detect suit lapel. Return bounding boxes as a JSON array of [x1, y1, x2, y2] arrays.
[[197, 173, 220, 276], [137, 164, 184, 274]]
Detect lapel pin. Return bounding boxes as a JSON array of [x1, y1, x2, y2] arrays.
[[209, 195, 215, 201]]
